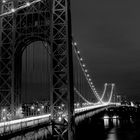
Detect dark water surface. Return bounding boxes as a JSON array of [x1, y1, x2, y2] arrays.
[[7, 108, 140, 140], [76, 115, 140, 140], [105, 118, 140, 140]]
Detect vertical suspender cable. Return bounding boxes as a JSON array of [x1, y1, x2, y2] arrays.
[[74, 55, 76, 104], [77, 60, 80, 104], [25, 45, 28, 104], [45, 42, 47, 101], [81, 67, 83, 103], [30, 43, 32, 104], [32, 42, 34, 103], [79, 63, 82, 104], [79, 62, 81, 103], [46, 43, 48, 102], [46, 43, 48, 101]]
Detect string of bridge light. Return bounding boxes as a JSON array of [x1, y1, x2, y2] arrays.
[[73, 42, 114, 104], [73, 42, 103, 103], [0, 0, 42, 17]]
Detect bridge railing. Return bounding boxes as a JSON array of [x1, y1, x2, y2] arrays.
[[0, 114, 51, 135]]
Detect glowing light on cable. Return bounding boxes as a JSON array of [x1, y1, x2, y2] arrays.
[[11, 8, 15, 13], [26, 2, 31, 7], [77, 51, 80, 54], [85, 69, 88, 73], [0, 0, 42, 17], [83, 64, 86, 67], [73, 40, 115, 105], [74, 42, 77, 46], [73, 41, 103, 103]]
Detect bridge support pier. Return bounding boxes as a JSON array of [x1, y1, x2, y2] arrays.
[[0, 0, 75, 139], [51, 0, 75, 140]]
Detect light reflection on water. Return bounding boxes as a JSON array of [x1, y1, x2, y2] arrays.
[[104, 117, 109, 128], [103, 115, 139, 140], [6, 115, 138, 140], [103, 115, 121, 140], [103, 115, 120, 128], [10, 127, 50, 140], [113, 118, 120, 126], [106, 128, 117, 140]]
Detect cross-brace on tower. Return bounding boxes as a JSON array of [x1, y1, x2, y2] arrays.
[[0, 0, 74, 139]]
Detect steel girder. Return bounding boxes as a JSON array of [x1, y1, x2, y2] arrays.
[[0, 0, 15, 115], [0, 0, 51, 115], [0, 0, 74, 139], [51, 0, 74, 139]]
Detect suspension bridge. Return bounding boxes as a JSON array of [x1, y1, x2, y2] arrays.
[[0, 0, 125, 140]]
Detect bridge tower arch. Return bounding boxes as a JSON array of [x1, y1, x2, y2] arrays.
[[0, 0, 74, 139]]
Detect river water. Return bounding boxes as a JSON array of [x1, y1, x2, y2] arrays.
[[76, 115, 140, 140], [76, 106, 140, 140], [7, 108, 140, 140], [104, 117, 140, 140]]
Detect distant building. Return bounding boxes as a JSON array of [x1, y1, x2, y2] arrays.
[[116, 95, 121, 103]]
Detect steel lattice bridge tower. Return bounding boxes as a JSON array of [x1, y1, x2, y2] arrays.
[[0, 0, 74, 139]]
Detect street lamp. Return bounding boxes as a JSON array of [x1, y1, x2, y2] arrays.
[[41, 105, 45, 114], [1, 108, 7, 121], [31, 106, 35, 116], [37, 108, 41, 115]]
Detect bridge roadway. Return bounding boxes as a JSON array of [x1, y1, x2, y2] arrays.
[[0, 103, 117, 136]]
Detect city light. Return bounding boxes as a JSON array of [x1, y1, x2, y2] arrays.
[[11, 8, 15, 13], [74, 42, 77, 46], [83, 64, 86, 67], [58, 116, 62, 122], [2, 108, 6, 112], [77, 51, 80, 54], [41, 105, 44, 109], [31, 106, 35, 110], [85, 69, 88, 73], [61, 104, 65, 107], [26, 2, 31, 7], [2, 0, 6, 3]]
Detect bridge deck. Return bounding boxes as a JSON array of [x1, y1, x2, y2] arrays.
[[0, 114, 50, 135], [0, 104, 117, 136]]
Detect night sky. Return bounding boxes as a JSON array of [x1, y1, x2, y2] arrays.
[[71, 0, 140, 101]]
